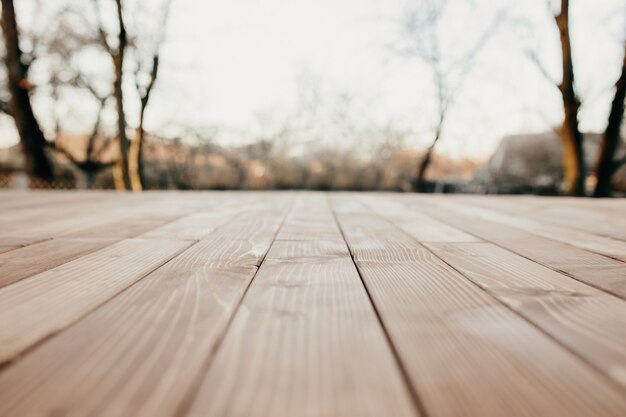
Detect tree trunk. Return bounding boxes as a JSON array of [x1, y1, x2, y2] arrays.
[[112, 0, 130, 191], [129, 55, 160, 192], [593, 41, 626, 198], [560, 104, 586, 196], [556, 0, 586, 196], [128, 125, 144, 191], [414, 114, 444, 193], [0, 0, 54, 181], [415, 147, 434, 192]]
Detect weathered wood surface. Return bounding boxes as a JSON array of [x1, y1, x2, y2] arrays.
[[0, 191, 625, 417]]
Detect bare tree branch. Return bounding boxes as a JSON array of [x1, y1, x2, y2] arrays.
[[128, 0, 173, 191], [594, 38, 626, 197], [0, 0, 55, 180], [401, 0, 501, 192], [525, 49, 559, 87], [92, 0, 113, 54], [554, 0, 586, 196]]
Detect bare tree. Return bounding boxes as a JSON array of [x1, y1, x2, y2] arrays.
[[51, 75, 116, 189], [35, 7, 118, 189], [401, 0, 501, 192], [2, 0, 172, 189], [91, 0, 130, 190], [554, 0, 585, 196], [527, 1, 625, 196], [0, 0, 54, 181], [593, 39, 626, 197], [88, 0, 174, 191], [128, 0, 173, 191], [127, 54, 157, 191]]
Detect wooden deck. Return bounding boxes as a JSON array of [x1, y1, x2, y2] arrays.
[[0, 191, 625, 417]]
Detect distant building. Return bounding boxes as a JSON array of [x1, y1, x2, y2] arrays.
[[476, 132, 626, 195]]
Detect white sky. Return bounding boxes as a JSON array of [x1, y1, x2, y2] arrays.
[[2, 0, 625, 160]]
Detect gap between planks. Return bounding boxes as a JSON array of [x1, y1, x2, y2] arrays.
[[331, 194, 626, 417], [183, 194, 419, 417], [405, 196, 626, 301], [0, 195, 293, 417], [359, 195, 626, 392], [327, 194, 429, 417]]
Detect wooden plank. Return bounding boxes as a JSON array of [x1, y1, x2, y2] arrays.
[[140, 213, 231, 240], [426, 242, 626, 389], [217, 209, 287, 243], [185, 239, 418, 417], [0, 236, 48, 254], [63, 213, 182, 239], [0, 191, 625, 417], [0, 202, 289, 417], [276, 194, 345, 241], [363, 195, 626, 388], [0, 238, 191, 364], [0, 191, 40, 209], [0, 237, 118, 289], [0, 191, 109, 211], [445, 198, 626, 262], [0, 195, 186, 240], [466, 196, 626, 241], [326, 197, 420, 262], [361, 197, 480, 242], [412, 197, 626, 300], [331, 196, 626, 417], [0, 193, 132, 232], [336, 211, 429, 262]]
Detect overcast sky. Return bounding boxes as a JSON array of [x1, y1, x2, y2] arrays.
[[2, 0, 625, 159]]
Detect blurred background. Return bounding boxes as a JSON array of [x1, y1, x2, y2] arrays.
[[0, 0, 625, 196]]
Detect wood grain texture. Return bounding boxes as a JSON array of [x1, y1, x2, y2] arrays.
[[463, 195, 626, 241], [0, 194, 137, 236], [186, 238, 418, 417], [0, 237, 118, 289], [487, 196, 626, 236], [332, 195, 626, 417], [276, 194, 345, 241], [140, 213, 232, 240], [426, 241, 626, 389], [328, 205, 422, 263], [0, 206, 287, 417], [0, 236, 48, 254], [444, 199, 626, 262], [0, 238, 191, 364], [0, 191, 625, 417], [412, 197, 626, 300], [361, 195, 626, 388], [0, 195, 185, 240], [361, 197, 479, 243]]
